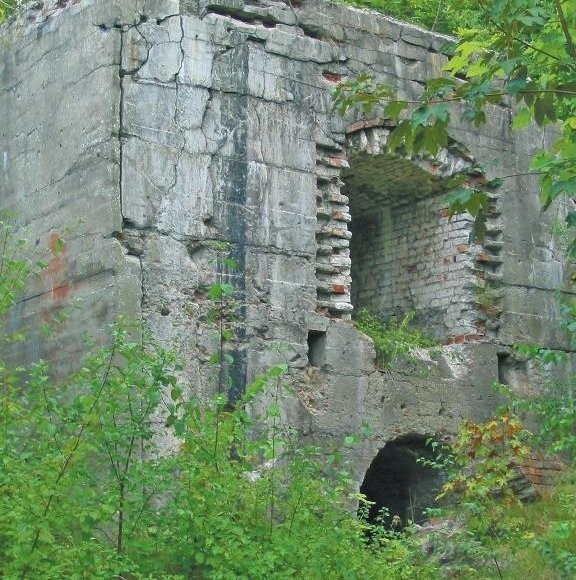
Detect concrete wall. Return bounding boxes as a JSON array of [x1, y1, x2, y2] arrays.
[[1, 0, 573, 485]]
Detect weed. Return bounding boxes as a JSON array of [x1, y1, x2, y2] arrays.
[[354, 308, 437, 368]]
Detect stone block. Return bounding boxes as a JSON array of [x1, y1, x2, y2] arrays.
[[140, 232, 204, 297], [122, 27, 149, 73], [176, 86, 210, 129], [244, 163, 317, 253], [499, 287, 569, 349], [179, 16, 215, 87], [212, 43, 250, 93], [121, 137, 180, 228], [247, 100, 316, 172], [122, 79, 182, 148], [323, 322, 375, 374], [156, 153, 214, 237], [136, 16, 183, 83], [246, 251, 317, 316], [265, 28, 337, 64], [137, 0, 180, 20]]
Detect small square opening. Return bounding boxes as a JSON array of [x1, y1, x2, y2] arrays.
[[497, 352, 509, 384], [307, 330, 326, 367]]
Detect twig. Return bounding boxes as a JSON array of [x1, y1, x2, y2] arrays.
[[554, 0, 576, 61]]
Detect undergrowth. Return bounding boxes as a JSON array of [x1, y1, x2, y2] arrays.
[[496, 471, 576, 578], [0, 215, 437, 578]]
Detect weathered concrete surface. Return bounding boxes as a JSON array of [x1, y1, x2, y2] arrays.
[[1, 0, 574, 486]]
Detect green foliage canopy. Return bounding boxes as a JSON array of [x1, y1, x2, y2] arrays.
[[336, 0, 482, 35], [334, 0, 576, 253]]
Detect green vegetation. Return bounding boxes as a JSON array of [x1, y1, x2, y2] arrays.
[[0, 216, 436, 578], [0, 0, 18, 23], [419, 470, 576, 578], [413, 402, 576, 578], [353, 308, 437, 367], [336, 0, 482, 35], [498, 474, 576, 578]]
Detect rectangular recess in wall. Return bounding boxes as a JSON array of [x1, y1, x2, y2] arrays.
[[307, 330, 326, 367], [497, 353, 509, 384]]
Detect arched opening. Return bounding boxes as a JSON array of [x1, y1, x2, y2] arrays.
[[341, 128, 484, 340], [359, 434, 446, 528]]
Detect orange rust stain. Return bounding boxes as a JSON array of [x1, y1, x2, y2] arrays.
[[52, 283, 73, 301], [41, 233, 71, 303]]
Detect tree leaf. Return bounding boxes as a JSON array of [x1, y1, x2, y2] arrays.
[[411, 106, 432, 127], [512, 107, 533, 130], [383, 100, 407, 122]]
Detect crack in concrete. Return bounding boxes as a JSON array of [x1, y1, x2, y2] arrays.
[[118, 25, 126, 222], [135, 251, 146, 314], [13, 268, 115, 305], [126, 26, 151, 77], [117, 17, 151, 77], [177, 15, 185, 79]]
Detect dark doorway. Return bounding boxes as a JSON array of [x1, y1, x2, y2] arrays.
[[359, 434, 445, 528]]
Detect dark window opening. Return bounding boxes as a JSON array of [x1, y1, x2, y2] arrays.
[[307, 330, 326, 367], [497, 352, 509, 384], [359, 434, 446, 529], [497, 352, 528, 389]]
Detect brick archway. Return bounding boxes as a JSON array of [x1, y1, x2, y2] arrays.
[[341, 123, 503, 341]]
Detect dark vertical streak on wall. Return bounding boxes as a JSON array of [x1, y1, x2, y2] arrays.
[[218, 94, 248, 404]]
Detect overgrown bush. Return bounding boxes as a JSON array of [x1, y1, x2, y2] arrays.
[[0, 217, 437, 578]]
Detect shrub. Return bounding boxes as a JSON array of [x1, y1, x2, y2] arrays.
[[0, 219, 438, 578], [354, 308, 437, 368]]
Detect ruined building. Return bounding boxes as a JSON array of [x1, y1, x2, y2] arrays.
[[1, 0, 573, 521]]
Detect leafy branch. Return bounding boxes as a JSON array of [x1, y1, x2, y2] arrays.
[[334, 0, 576, 250]]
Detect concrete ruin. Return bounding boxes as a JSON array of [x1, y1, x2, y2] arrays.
[[1, 0, 574, 520]]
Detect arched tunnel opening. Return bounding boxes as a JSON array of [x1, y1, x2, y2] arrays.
[[359, 434, 446, 529]]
